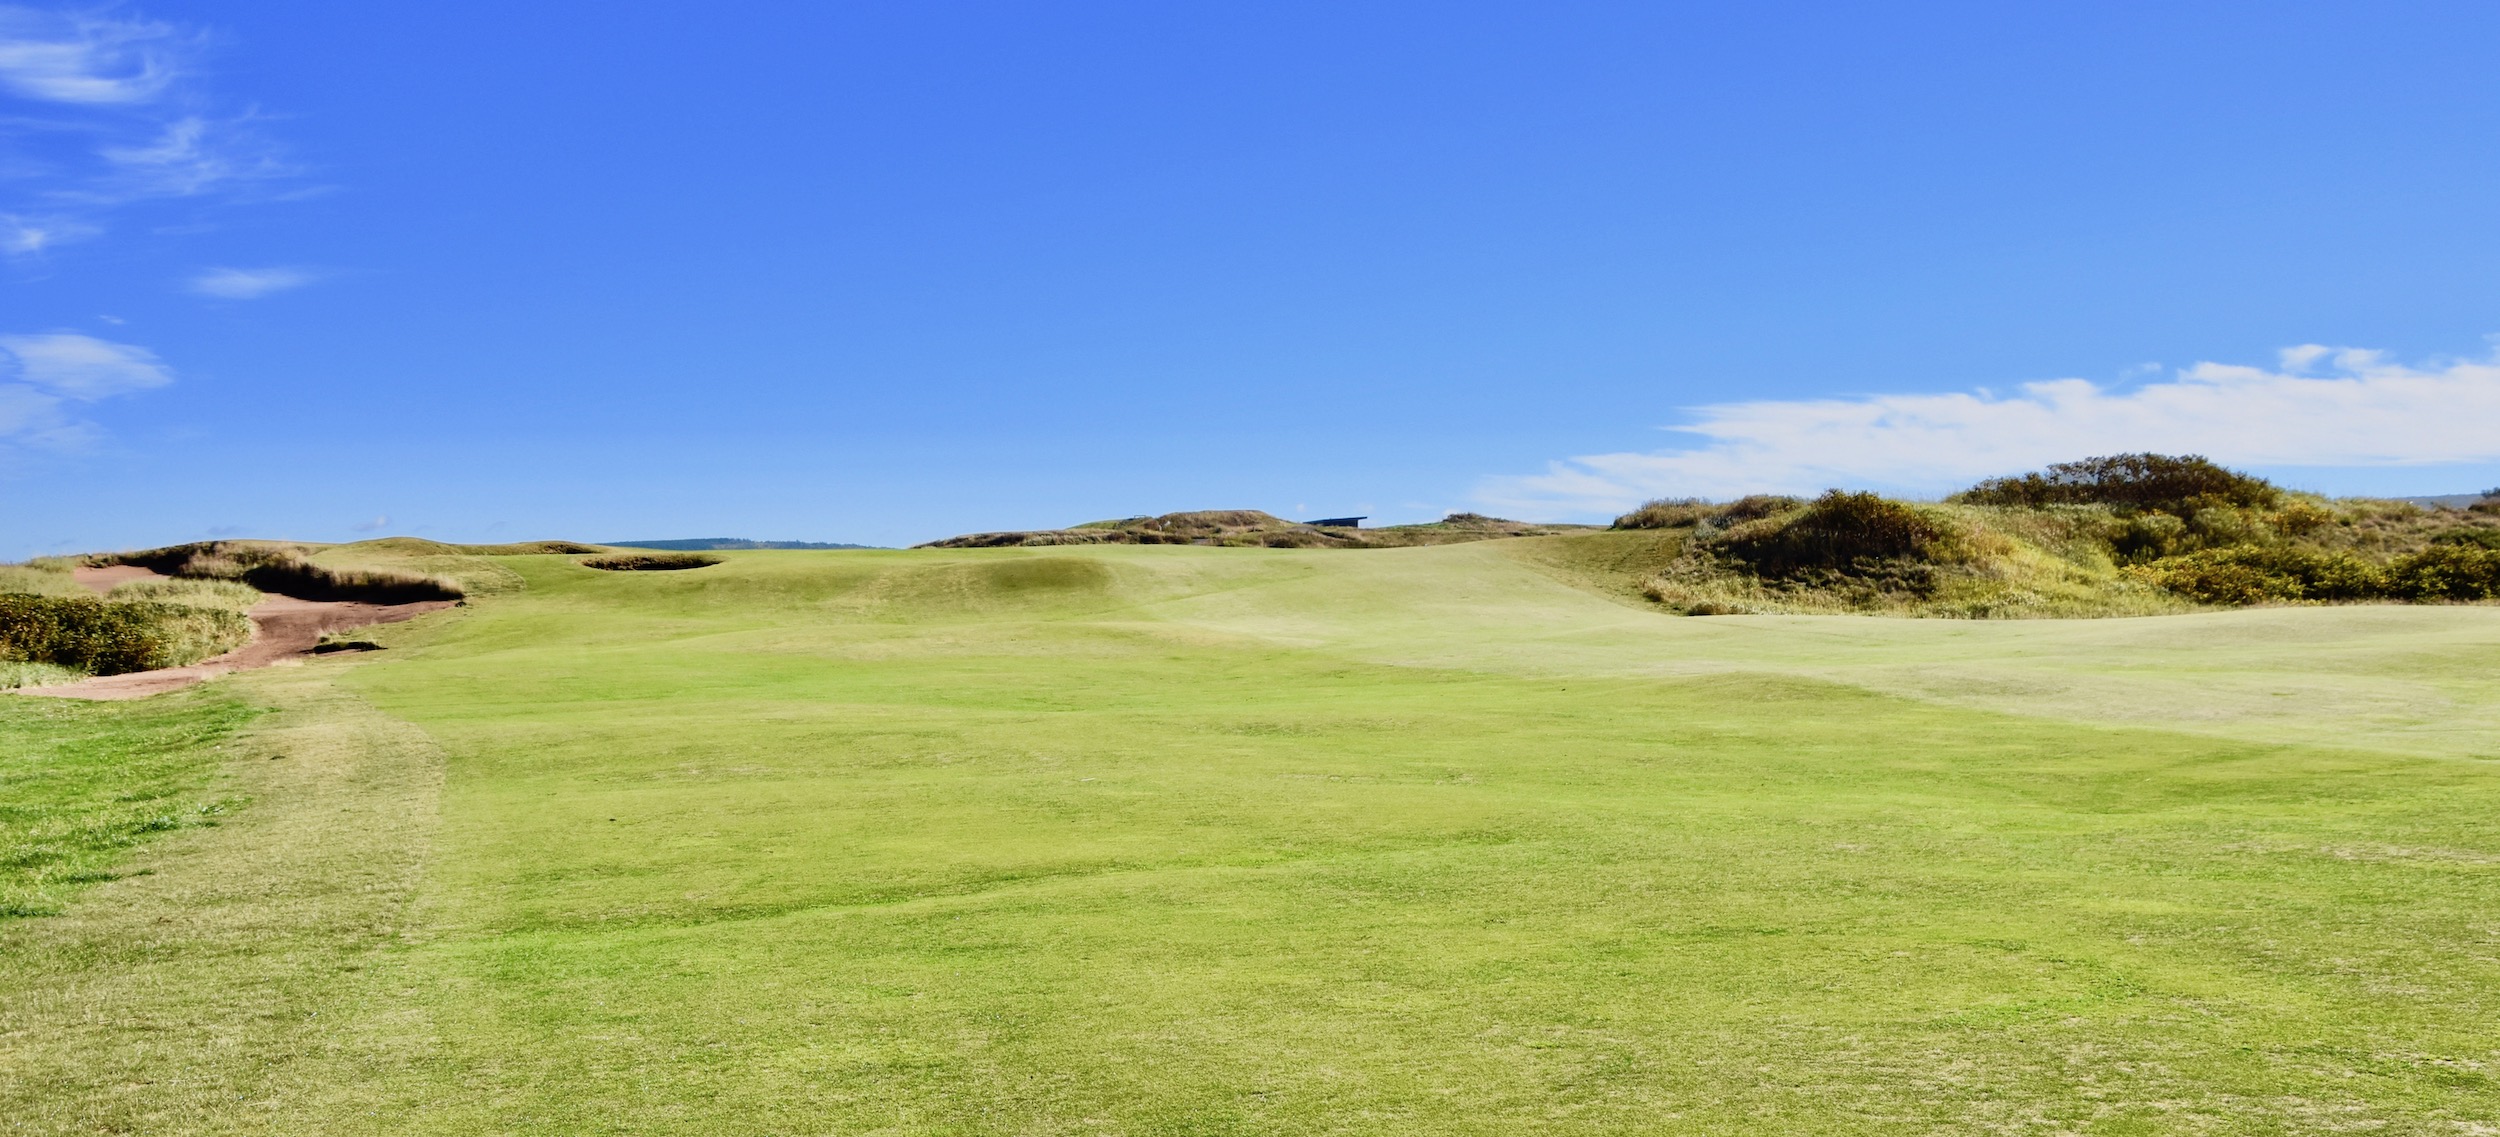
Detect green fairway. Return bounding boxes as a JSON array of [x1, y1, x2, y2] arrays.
[[7, 538, 2500, 1133]]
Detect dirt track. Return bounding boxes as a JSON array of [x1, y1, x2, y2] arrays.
[[20, 567, 456, 701]]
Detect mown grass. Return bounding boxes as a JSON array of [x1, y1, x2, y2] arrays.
[[0, 691, 258, 916], [7, 542, 2500, 1133]]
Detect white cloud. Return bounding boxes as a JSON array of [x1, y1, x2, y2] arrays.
[[189, 265, 313, 299], [0, 331, 173, 448], [0, 7, 294, 257], [1479, 344, 2500, 516], [0, 7, 183, 105], [1, 331, 173, 397]]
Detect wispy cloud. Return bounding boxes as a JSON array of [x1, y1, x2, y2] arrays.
[[0, 5, 294, 256], [0, 7, 181, 104], [0, 211, 96, 253], [189, 264, 312, 298], [0, 330, 173, 448], [1480, 345, 2500, 516]]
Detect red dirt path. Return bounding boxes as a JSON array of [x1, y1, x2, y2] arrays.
[[19, 567, 455, 701]]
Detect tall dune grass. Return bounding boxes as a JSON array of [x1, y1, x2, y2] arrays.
[[0, 561, 87, 599], [106, 578, 264, 611], [96, 542, 462, 603]]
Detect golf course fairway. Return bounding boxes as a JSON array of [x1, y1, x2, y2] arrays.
[[7, 535, 2500, 1134]]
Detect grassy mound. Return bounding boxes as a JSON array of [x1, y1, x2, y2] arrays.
[[924, 510, 1590, 549], [580, 552, 722, 572], [0, 559, 87, 600], [0, 594, 251, 675], [1616, 454, 2500, 617], [96, 541, 463, 604], [104, 577, 264, 611]]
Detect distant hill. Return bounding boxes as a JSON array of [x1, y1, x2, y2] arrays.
[[605, 538, 882, 551], [917, 510, 1592, 549], [2399, 494, 2500, 510]]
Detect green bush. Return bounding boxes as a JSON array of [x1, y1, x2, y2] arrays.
[[2132, 546, 2384, 604], [2383, 545, 2500, 601], [2431, 528, 2500, 550], [0, 595, 251, 675], [1714, 491, 1954, 580], [1956, 453, 2280, 514], [2268, 499, 2337, 537], [2108, 511, 2190, 563]]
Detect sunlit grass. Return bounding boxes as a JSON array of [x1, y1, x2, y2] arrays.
[[6, 540, 2499, 1133], [0, 691, 256, 916]]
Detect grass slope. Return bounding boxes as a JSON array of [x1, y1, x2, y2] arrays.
[[5, 541, 2499, 1133]]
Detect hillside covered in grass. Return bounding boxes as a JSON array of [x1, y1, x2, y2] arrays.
[[1610, 454, 2500, 617]]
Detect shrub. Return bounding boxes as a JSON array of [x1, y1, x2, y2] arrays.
[[2431, 528, 2500, 550], [2383, 545, 2500, 601], [1955, 453, 2281, 514], [0, 595, 250, 674], [2108, 511, 2190, 563], [1713, 491, 1954, 580], [2131, 546, 2383, 604], [581, 553, 721, 572], [2268, 499, 2336, 537]]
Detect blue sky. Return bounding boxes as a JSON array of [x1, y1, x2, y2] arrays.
[[5, 1, 2498, 555]]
